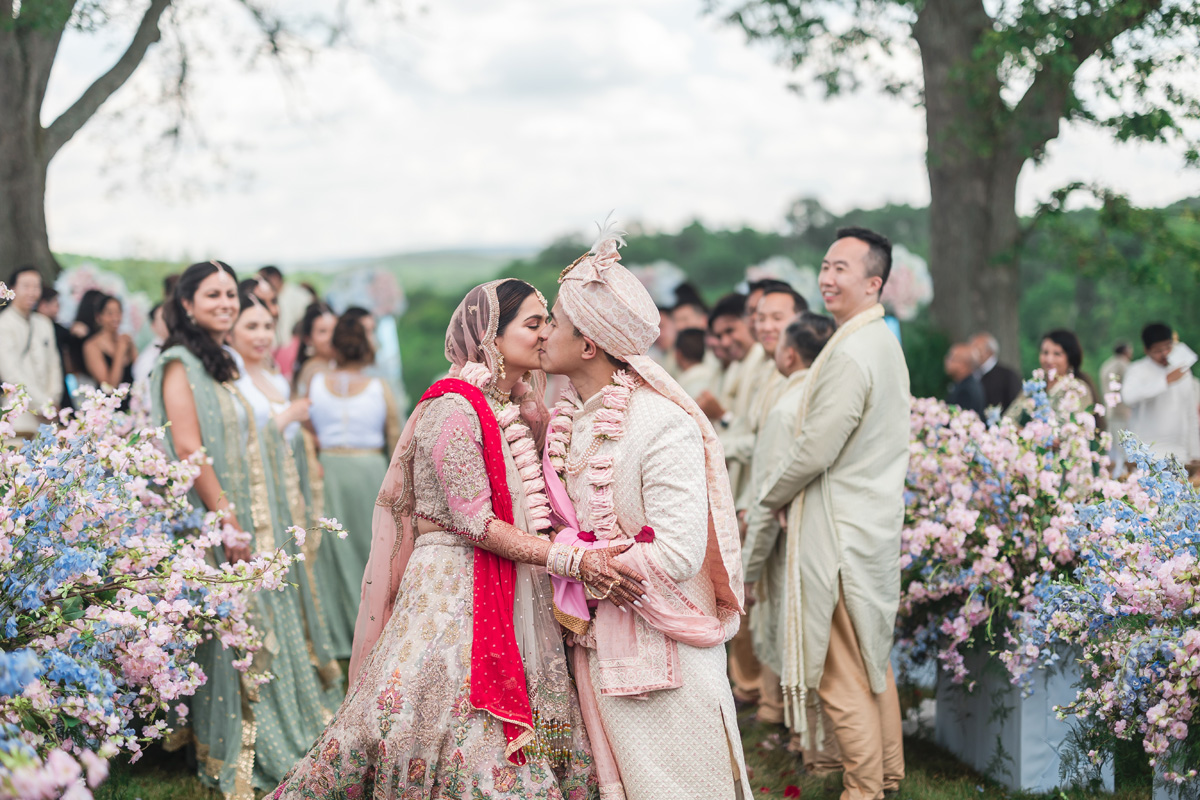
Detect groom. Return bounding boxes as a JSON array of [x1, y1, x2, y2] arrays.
[[537, 225, 751, 800]]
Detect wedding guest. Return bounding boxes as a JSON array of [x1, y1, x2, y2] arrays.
[[307, 310, 401, 659], [969, 331, 1022, 413], [82, 295, 137, 401], [675, 328, 717, 398], [759, 227, 908, 800], [653, 304, 680, 377], [0, 266, 61, 436], [152, 261, 339, 795], [944, 342, 986, 418], [671, 298, 710, 333], [131, 303, 168, 387], [742, 312, 836, 743], [37, 286, 76, 411], [293, 302, 338, 397], [259, 265, 311, 349], [1099, 341, 1134, 469], [1005, 329, 1096, 422], [1122, 323, 1200, 465], [66, 288, 107, 392], [698, 293, 755, 423], [226, 287, 341, 688], [130, 303, 168, 413]]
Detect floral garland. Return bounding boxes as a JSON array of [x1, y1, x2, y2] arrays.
[[455, 361, 552, 534], [496, 402, 552, 534], [545, 371, 638, 540]]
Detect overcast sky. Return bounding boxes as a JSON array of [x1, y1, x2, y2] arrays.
[[42, 0, 1199, 266]]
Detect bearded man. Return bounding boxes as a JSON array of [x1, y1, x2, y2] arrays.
[[537, 223, 751, 800]]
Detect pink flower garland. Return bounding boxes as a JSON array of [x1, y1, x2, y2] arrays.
[[546, 371, 638, 540], [496, 402, 552, 534]]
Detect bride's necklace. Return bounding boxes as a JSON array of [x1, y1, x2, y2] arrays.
[[485, 384, 511, 405], [546, 370, 639, 539]]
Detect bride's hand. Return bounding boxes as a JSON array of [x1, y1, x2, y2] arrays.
[[579, 544, 647, 609]]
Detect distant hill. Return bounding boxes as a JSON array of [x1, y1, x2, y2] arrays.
[[293, 248, 533, 293], [54, 247, 537, 301]]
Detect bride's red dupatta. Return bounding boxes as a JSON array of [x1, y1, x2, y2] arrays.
[[418, 378, 534, 763]]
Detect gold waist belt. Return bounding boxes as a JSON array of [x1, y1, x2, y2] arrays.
[[321, 447, 383, 457]]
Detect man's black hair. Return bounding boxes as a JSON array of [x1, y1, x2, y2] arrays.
[[707, 293, 747, 330], [674, 328, 706, 364], [759, 285, 808, 314], [1141, 322, 1173, 350], [834, 227, 893, 289]]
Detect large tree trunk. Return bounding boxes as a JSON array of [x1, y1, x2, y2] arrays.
[[915, 0, 1026, 369], [0, 20, 63, 280], [0, 0, 170, 282]]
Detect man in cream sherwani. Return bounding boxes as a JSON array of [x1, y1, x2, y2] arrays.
[[538, 225, 751, 800], [758, 227, 909, 800], [742, 312, 837, 759]]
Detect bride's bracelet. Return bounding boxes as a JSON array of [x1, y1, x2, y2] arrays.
[[546, 541, 585, 581]]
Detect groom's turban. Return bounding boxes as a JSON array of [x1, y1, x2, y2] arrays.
[[557, 223, 659, 359]]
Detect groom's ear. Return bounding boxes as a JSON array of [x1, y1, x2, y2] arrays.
[[580, 335, 600, 362]]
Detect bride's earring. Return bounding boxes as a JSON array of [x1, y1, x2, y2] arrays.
[[496, 353, 506, 381]]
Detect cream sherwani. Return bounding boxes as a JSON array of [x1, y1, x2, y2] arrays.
[[0, 307, 62, 436], [719, 343, 772, 503], [567, 386, 751, 800], [677, 351, 723, 400], [759, 314, 910, 694], [741, 368, 809, 673]]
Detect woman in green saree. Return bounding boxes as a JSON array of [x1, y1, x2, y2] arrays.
[[152, 261, 340, 799]]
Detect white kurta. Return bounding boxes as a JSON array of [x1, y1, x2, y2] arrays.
[[741, 369, 808, 674], [759, 317, 910, 693], [0, 308, 62, 435], [1122, 357, 1200, 463], [567, 387, 750, 800], [719, 343, 778, 505]]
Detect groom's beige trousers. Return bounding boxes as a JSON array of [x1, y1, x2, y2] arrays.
[[818, 583, 905, 800]]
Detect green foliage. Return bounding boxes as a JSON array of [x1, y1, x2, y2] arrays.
[[713, 0, 1200, 158], [1019, 195, 1200, 379], [396, 288, 460, 399], [66, 195, 1199, 404]]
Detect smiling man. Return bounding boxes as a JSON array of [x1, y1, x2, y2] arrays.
[[757, 227, 909, 800], [0, 266, 62, 438]]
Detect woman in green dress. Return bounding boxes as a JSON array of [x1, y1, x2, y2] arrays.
[[306, 309, 401, 658], [152, 261, 340, 799]]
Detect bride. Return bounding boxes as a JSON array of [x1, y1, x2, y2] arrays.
[[270, 279, 647, 799]]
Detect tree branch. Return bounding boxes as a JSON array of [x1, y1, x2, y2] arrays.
[[41, 0, 173, 162], [1007, 1, 1163, 159]]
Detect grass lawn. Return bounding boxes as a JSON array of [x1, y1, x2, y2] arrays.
[[94, 708, 1149, 800], [736, 708, 1148, 800]]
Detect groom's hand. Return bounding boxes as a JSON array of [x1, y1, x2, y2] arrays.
[[580, 545, 647, 610]]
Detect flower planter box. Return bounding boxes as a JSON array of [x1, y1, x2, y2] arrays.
[[934, 649, 1113, 793]]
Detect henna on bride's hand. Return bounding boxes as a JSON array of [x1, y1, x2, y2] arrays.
[[580, 548, 646, 607]]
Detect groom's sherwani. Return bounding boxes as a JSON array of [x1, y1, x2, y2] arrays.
[[565, 386, 750, 800]]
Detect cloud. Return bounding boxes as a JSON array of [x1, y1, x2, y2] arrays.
[[42, 0, 1198, 266]]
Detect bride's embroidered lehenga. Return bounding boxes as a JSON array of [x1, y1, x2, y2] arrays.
[[271, 283, 598, 800]]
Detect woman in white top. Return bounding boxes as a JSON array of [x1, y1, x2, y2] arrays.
[[307, 307, 400, 659], [228, 288, 342, 687]]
